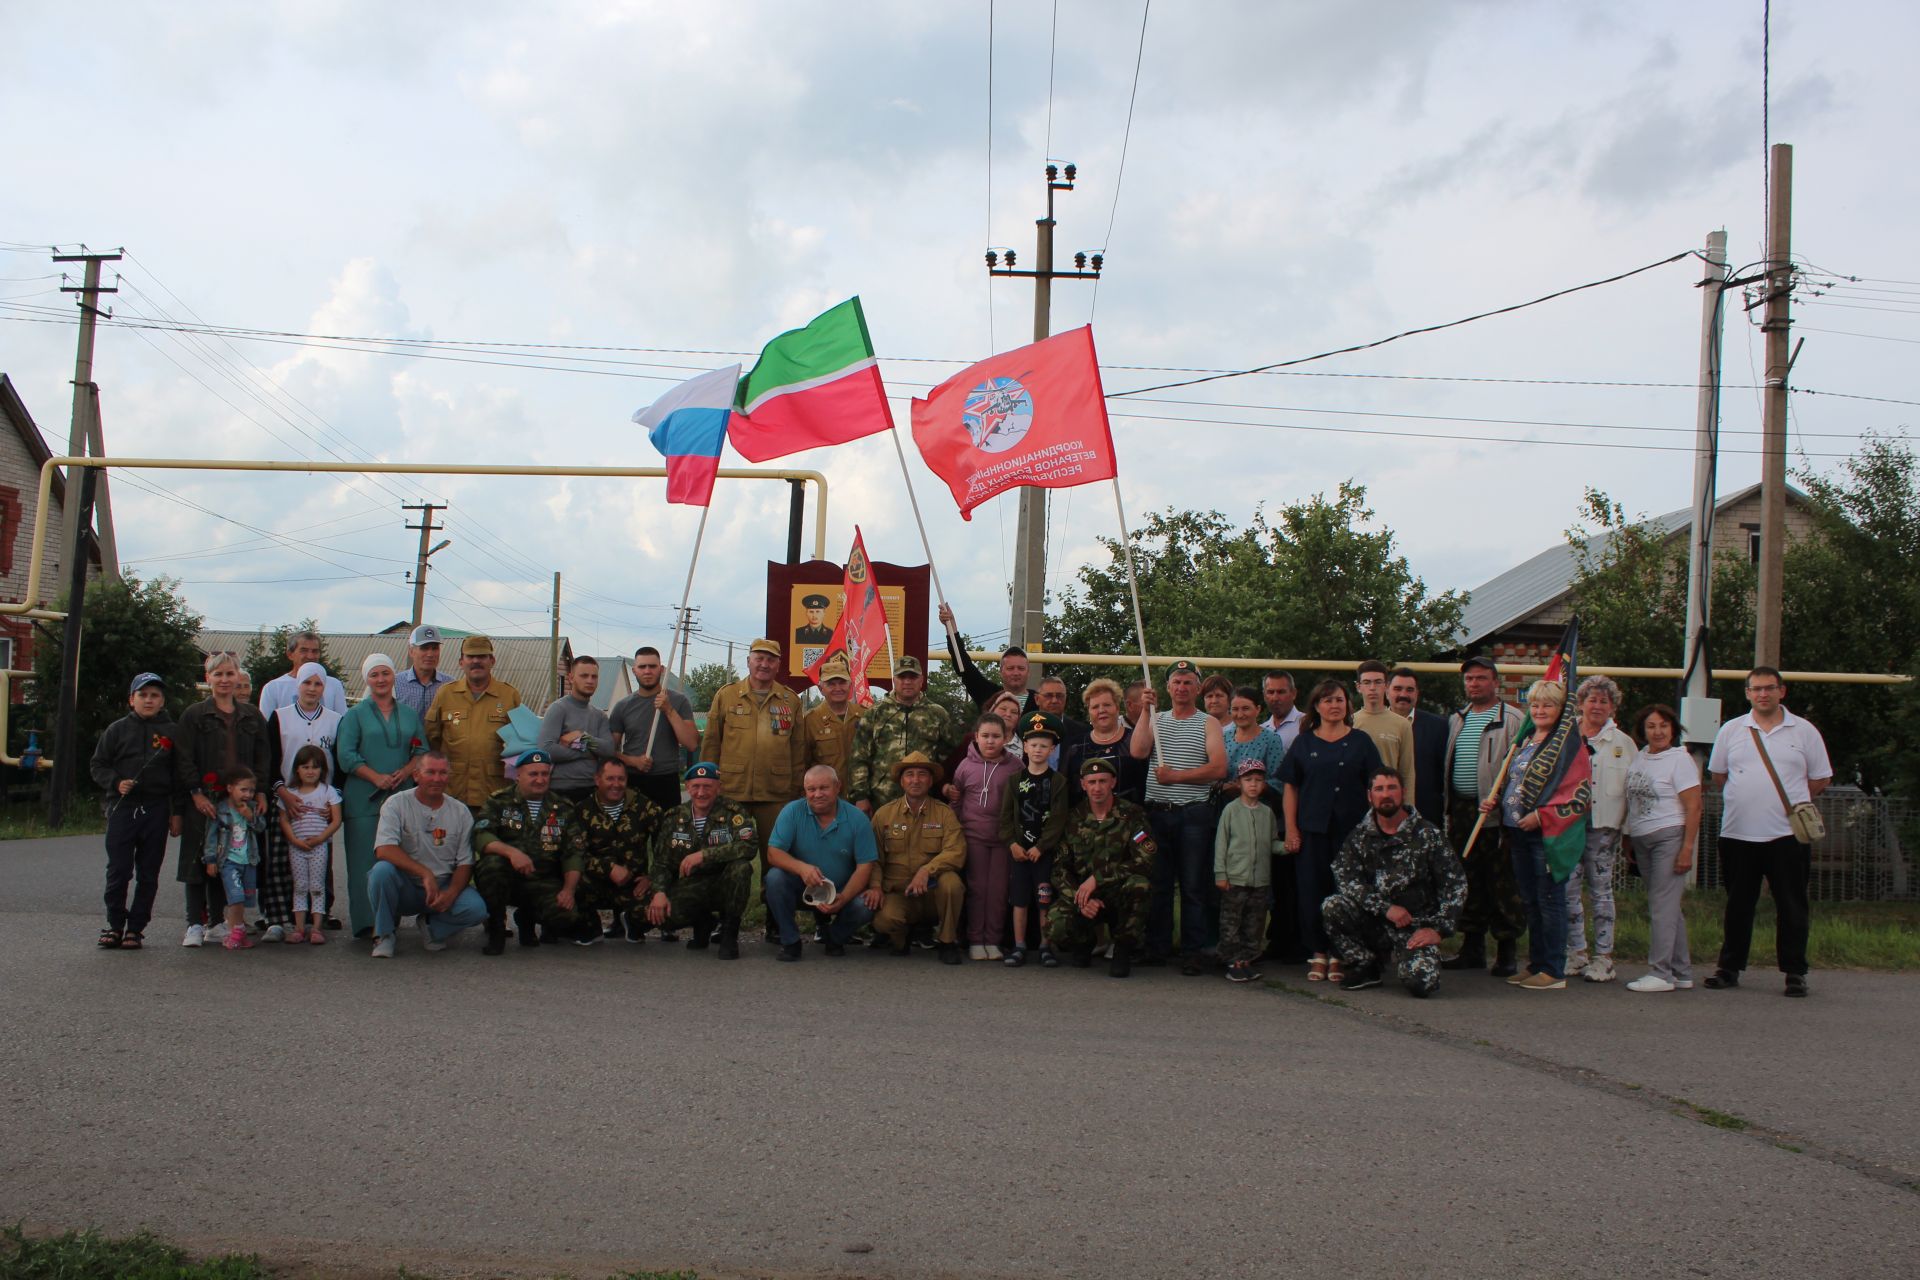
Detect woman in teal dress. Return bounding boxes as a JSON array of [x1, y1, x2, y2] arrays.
[[335, 653, 426, 938]]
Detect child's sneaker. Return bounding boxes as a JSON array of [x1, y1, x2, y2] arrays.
[[1226, 962, 1252, 983], [182, 924, 205, 948], [223, 927, 246, 951]]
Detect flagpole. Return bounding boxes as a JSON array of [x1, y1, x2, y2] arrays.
[[1460, 734, 1521, 860], [1109, 478, 1161, 778], [654, 502, 713, 761], [888, 425, 947, 607]]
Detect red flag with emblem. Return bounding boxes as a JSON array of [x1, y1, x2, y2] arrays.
[[909, 326, 1117, 520], [805, 527, 890, 707]]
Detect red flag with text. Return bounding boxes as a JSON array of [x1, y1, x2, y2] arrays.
[[805, 527, 890, 707], [909, 326, 1117, 520]]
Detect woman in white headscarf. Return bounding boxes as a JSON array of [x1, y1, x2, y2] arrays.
[[260, 662, 343, 941], [335, 653, 428, 939]]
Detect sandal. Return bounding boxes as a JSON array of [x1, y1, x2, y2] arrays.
[[307, 929, 327, 945], [1326, 959, 1345, 985], [1307, 955, 1328, 982], [120, 932, 144, 950], [96, 928, 123, 949]]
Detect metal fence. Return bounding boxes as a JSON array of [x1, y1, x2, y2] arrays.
[[1658, 788, 1917, 902]]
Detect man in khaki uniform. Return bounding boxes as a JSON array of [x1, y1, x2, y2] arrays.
[[701, 637, 806, 930], [869, 751, 968, 965], [424, 635, 523, 810], [802, 657, 862, 785]]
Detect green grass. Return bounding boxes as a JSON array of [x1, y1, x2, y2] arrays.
[[1602, 886, 1920, 971], [0, 809, 105, 840], [1675, 1100, 1751, 1131], [0, 1226, 266, 1279]]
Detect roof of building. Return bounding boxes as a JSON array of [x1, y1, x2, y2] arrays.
[[0, 374, 68, 508], [195, 629, 571, 712], [1457, 481, 1808, 647]]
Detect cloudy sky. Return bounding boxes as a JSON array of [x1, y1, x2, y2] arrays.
[[2, 1, 1914, 667]]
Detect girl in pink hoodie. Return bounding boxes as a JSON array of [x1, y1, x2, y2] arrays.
[[946, 715, 1019, 960]]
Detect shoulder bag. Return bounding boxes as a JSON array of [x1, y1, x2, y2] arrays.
[[1749, 726, 1825, 844]]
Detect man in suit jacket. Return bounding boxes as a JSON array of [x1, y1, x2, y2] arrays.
[[1389, 667, 1450, 827]]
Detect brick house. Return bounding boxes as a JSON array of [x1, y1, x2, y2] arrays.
[[1455, 481, 1816, 691], [0, 375, 84, 699]]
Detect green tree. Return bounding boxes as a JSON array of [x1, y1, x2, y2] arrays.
[[1568, 433, 1917, 788], [1047, 484, 1465, 703], [683, 662, 738, 712], [28, 573, 206, 784]]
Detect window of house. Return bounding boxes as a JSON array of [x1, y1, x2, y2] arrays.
[[1742, 523, 1761, 564]]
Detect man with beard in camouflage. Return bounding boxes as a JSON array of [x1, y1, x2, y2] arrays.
[[846, 656, 960, 814], [1047, 757, 1157, 978], [575, 756, 663, 943], [1323, 768, 1466, 997]]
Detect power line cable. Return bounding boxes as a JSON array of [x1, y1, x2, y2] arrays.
[[1088, 0, 1151, 321]]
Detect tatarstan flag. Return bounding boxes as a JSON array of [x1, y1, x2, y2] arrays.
[[727, 297, 895, 462], [1514, 617, 1592, 882]]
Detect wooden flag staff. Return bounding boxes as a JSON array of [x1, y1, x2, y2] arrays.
[[653, 502, 712, 761]]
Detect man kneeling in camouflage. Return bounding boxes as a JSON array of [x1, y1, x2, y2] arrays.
[[1323, 767, 1466, 997], [642, 762, 756, 960], [577, 756, 662, 943], [1047, 757, 1156, 978]]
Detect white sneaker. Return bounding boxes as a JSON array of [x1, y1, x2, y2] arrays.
[[1565, 950, 1589, 976], [1673, 978, 1695, 989], [371, 935, 396, 959], [1626, 974, 1675, 993], [264, 924, 287, 943], [182, 924, 205, 948], [968, 944, 988, 961], [207, 923, 229, 942], [1584, 955, 1616, 983], [983, 945, 1003, 961], [417, 917, 447, 952]]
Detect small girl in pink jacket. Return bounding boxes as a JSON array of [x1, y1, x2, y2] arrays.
[[945, 715, 1019, 960]]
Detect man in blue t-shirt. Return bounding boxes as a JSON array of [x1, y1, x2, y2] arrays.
[[765, 764, 879, 961]]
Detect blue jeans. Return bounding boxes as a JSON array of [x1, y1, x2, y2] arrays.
[[217, 860, 258, 908], [1145, 802, 1213, 958], [764, 866, 875, 946], [1509, 827, 1567, 979], [368, 861, 488, 941]]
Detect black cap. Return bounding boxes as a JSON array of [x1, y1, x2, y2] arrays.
[[1459, 655, 1499, 675], [801, 593, 830, 609]]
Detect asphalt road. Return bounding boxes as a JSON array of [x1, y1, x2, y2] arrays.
[[4, 833, 1918, 1279]]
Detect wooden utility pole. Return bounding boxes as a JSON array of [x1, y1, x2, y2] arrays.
[[1755, 143, 1793, 668], [986, 164, 1103, 664], [1680, 229, 1728, 740], [549, 572, 562, 700], [403, 502, 448, 628], [83, 386, 118, 580], [53, 250, 118, 584]]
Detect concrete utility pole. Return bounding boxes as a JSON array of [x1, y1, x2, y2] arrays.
[[83, 385, 118, 580], [1755, 143, 1794, 669], [985, 164, 1104, 663], [403, 502, 449, 628], [1680, 229, 1729, 744], [674, 605, 700, 681], [53, 250, 119, 586], [549, 572, 562, 700]]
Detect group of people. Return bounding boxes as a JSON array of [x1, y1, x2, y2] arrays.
[[90, 615, 1833, 997]]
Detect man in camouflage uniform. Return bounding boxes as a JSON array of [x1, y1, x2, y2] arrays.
[[1323, 767, 1467, 998], [472, 749, 600, 954], [847, 655, 959, 814], [1047, 757, 1157, 978], [700, 637, 806, 937], [575, 756, 663, 942], [869, 751, 968, 964], [802, 657, 862, 785], [644, 762, 757, 960]]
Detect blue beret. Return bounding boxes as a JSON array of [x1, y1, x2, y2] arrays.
[[683, 761, 720, 782], [516, 748, 552, 767]]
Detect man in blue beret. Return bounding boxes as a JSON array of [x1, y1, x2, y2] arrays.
[[472, 748, 601, 953], [639, 761, 759, 959]]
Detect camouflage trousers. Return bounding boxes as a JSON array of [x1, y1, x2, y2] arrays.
[[1449, 796, 1526, 942], [1046, 878, 1150, 955], [1321, 892, 1441, 996], [654, 859, 754, 929], [473, 857, 598, 937], [577, 868, 647, 920], [1217, 884, 1267, 966]]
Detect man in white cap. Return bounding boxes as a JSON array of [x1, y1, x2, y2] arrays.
[[395, 623, 457, 720]]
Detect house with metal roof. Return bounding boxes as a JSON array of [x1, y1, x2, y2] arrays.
[[195, 629, 573, 712], [1457, 481, 1815, 665]]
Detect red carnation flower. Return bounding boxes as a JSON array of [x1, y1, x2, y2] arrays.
[[153, 735, 173, 751], [410, 737, 423, 749]]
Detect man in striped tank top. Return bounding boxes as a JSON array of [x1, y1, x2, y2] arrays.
[[1129, 660, 1228, 974]]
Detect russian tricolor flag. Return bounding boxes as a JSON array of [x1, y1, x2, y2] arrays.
[[633, 365, 741, 506]]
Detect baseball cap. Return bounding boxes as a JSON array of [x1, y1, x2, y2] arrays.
[[461, 635, 495, 657], [1459, 655, 1499, 675], [748, 638, 781, 657], [409, 624, 443, 647], [1236, 757, 1268, 778], [129, 672, 166, 694], [893, 655, 924, 676]]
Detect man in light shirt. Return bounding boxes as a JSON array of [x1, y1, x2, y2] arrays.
[[1704, 666, 1832, 998]]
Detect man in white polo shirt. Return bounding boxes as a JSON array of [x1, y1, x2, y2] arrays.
[[1704, 666, 1832, 997]]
